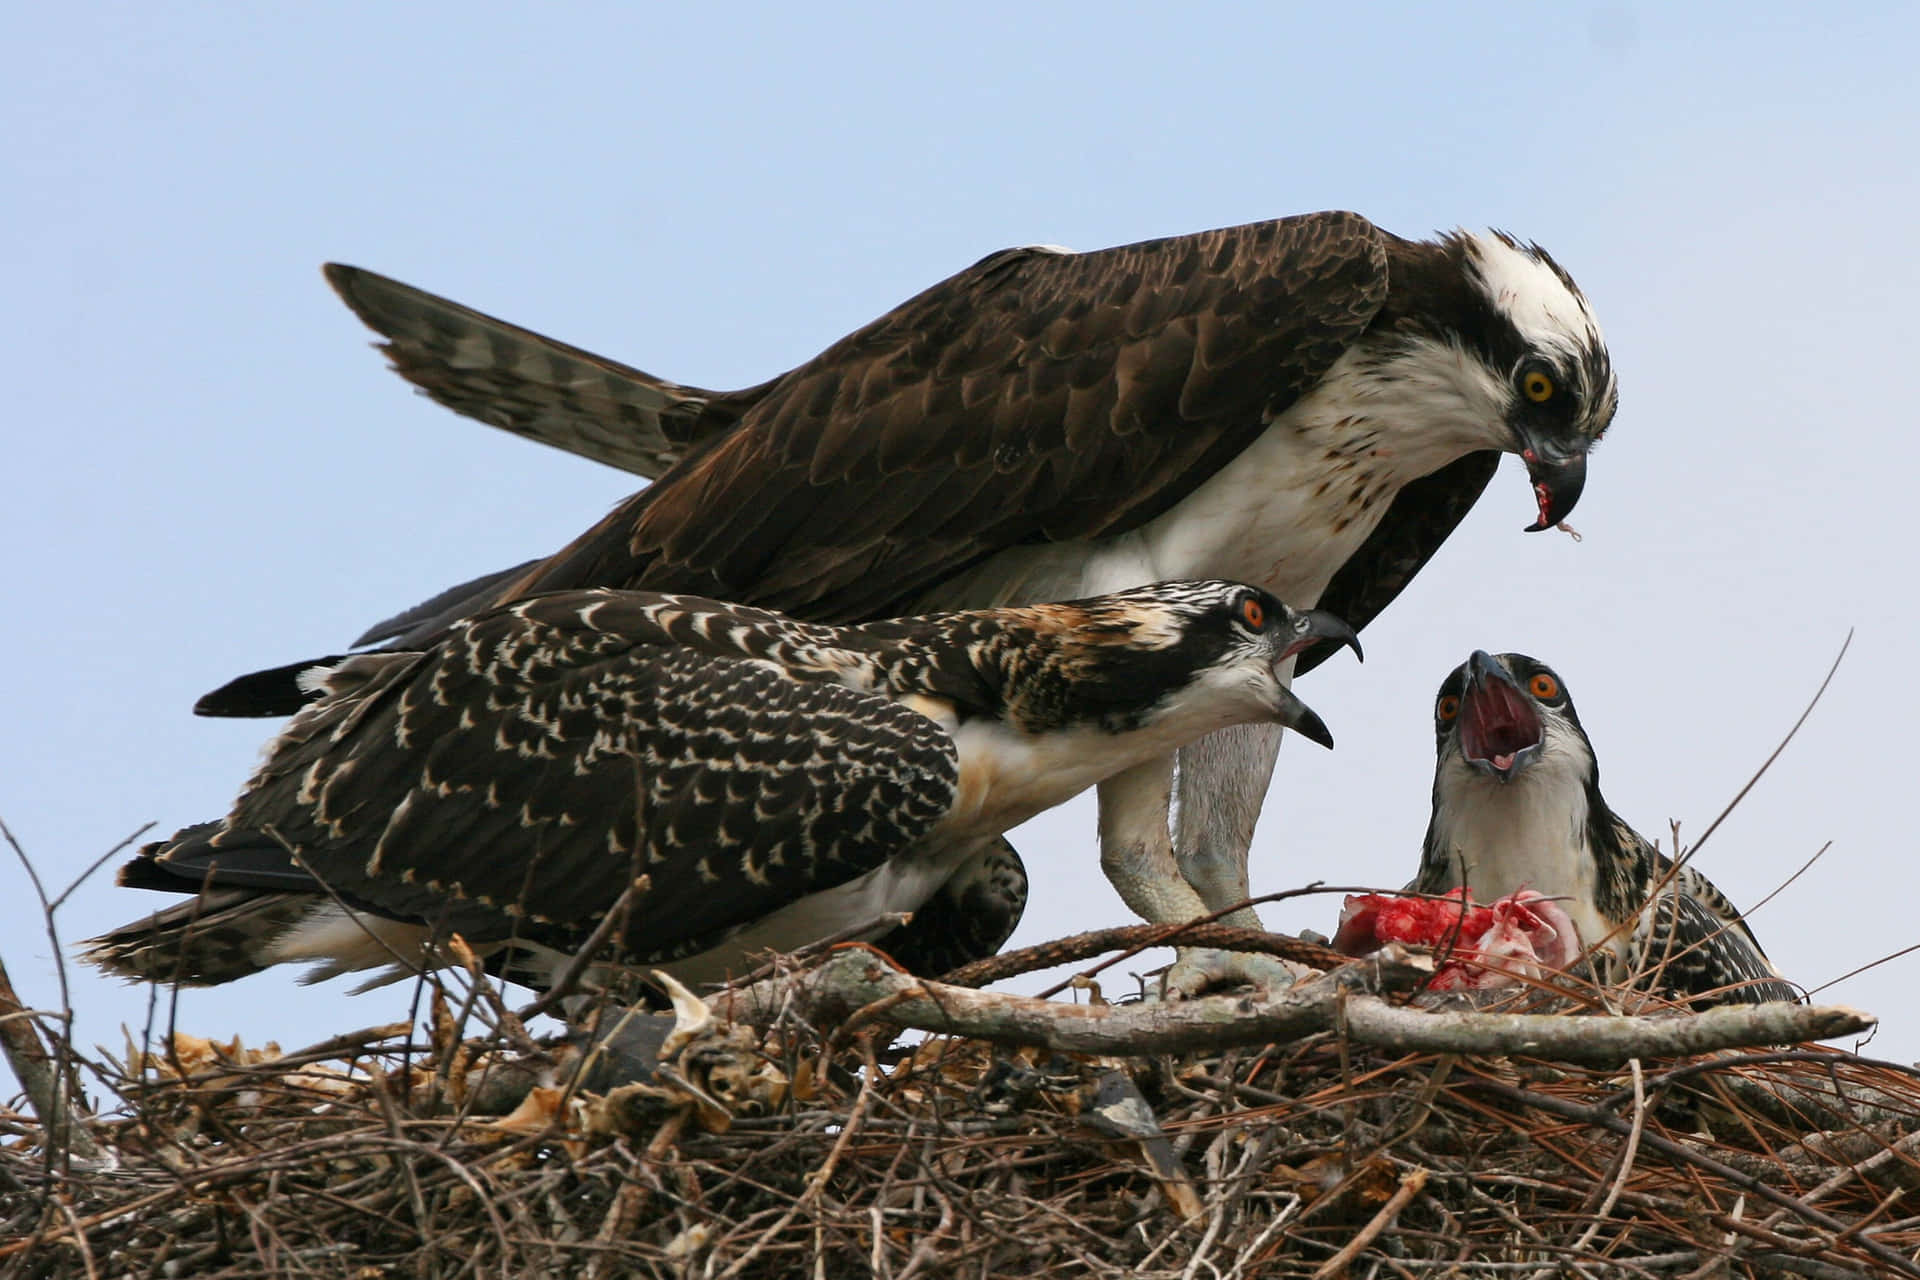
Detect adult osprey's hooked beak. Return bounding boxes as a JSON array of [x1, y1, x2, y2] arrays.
[[1519, 435, 1588, 532]]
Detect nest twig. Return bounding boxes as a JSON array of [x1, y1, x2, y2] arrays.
[[2, 923, 1913, 1280]]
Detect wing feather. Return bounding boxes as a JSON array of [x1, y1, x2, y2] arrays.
[[325, 264, 761, 479], [207, 595, 960, 963], [203, 213, 1398, 717], [497, 211, 1391, 622], [1635, 856, 1798, 1005]]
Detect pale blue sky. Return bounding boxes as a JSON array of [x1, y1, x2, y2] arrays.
[[7, 4, 1917, 1077]]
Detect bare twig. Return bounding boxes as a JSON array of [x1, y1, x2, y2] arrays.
[[1311, 1166, 1429, 1279], [1569, 1056, 1645, 1254], [1677, 630, 1849, 867], [1466, 1077, 1920, 1279], [1743, 840, 1832, 920], [940, 918, 1346, 989], [727, 910, 914, 988], [0, 952, 102, 1163], [1810, 940, 1920, 997], [713, 1055, 880, 1279], [0, 818, 116, 1170]]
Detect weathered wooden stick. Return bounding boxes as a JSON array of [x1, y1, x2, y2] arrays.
[[0, 951, 102, 1163], [1339, 995, 1872, 1067], [937, 920, 1346, 989], [715, 945, 1874, 1065]]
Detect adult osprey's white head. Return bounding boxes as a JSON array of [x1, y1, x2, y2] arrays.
[[1362, 228, 1617, 533]]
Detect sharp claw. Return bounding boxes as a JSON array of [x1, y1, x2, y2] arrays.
[[651, 969, 716, 1059], [1158, 947, 1303, 1000]]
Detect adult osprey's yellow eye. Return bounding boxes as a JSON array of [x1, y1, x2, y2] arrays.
[[1437, 694, 1461, 721], [1240, 596, 1266, 629], [1523, 371, 1555, 402], [1530, 673, 1560, 699]]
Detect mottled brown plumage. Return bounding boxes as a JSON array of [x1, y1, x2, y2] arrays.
[[97, 582, 1355, 992], [240, 212, 1607, 686], [358, 216, 1406, 632]]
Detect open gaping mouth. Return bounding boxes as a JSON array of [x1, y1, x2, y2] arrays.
[[1459, 676, 1544, 780]]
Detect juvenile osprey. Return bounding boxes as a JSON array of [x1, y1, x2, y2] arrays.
[[201, 211, 1615, 992], [1415, 651, 1796, 1006], [94, 582, 1357, 993]]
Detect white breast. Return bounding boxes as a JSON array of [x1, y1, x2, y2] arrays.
[[1423, 734, 1619, 958], [1133, 345, 1507, 600], [930, 340, 1510, 613]]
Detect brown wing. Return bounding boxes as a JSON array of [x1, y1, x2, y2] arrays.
[[326, 264, 764, 479], [198, 213, 1393, 718], [496, 211, 1392, 621], [204, 593, 961, 964], [1637, 848, 1799, 1006]]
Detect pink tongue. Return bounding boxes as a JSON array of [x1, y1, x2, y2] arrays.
[[1493, 752, 1516, 771]]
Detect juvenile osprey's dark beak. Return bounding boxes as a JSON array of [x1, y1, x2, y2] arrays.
[[1270, 607, 1355, 749], [1519, 436, 1588, 532], [1458, 650, 1544, 779], [1276, 688, 1336, 750], [1279, 607, 1363, 666]]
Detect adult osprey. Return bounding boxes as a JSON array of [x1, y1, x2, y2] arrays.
[[93, 582, 1357, 994], [1415, 651, 1796, 1006], [201, 211, 1616, 992]]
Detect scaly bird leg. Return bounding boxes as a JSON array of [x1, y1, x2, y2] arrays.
[[1173, 719, 1287, 929], [1098, 755, 1300, 997]]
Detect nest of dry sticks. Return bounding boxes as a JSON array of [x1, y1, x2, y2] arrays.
[[3, 912, 1918, 1280]]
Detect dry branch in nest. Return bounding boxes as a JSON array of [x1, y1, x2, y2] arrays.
[[2, 926, 1914, 1280]]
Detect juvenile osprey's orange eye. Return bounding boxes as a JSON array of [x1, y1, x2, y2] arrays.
[[1240, 597, 1265, 629], [1523, 371, 1555, 403], [1437, 694, 1461, 721], [1530, 673, 1560, 699]]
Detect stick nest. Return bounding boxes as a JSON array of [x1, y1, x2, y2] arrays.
[[5, 939, 1918, 1280]]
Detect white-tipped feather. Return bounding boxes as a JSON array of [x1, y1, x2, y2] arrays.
[[1462, 232, 1608, 366]]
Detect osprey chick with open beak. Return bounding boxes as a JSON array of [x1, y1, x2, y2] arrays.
[[1415, 651, 1797, 1007]]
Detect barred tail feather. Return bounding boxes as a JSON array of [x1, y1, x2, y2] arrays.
[[84, 890, 437, 989], [82, 890, 321, 986]]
